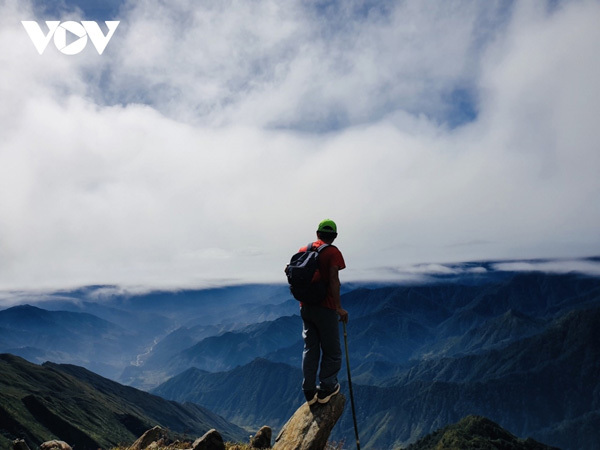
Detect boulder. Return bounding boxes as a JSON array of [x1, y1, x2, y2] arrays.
[[129, 425, 166, 450], [39, 441, 72, 450], [12, 439, 31, 450], [192, 429, 225, 450], [273, 394, 345, 450], [146, 439, 167, 449], [251, 426, 272, 448]]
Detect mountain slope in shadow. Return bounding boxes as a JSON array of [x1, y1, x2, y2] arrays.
[[0, 354, 246, 450]]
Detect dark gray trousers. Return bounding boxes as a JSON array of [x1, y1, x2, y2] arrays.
[[301, 305, 342, 392]]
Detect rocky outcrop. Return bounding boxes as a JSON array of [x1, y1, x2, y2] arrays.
[[129, 426, 166, 450], [39, 441, 72, 450], [192, 429, 225, 450], [273, 394, 345, 450], [250, 425, 272, 448]]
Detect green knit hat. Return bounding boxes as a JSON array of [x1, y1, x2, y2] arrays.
[[317, 219, 337, 233]]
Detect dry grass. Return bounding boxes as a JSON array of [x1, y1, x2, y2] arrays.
[[110, 441, 346, 450], [110, 444, 258, 450]]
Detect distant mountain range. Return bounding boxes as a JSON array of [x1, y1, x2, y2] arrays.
[[153, 306, 599, 448], [151, 272, 600, 449], [153, 358, 304, 430], [0, 304, 145, 379], [0, 353, 246, 449], [0, 284, 297, 381], [1, 267, 599, 449], [121, 315, 303, 389], [0, 351, 559, 450]]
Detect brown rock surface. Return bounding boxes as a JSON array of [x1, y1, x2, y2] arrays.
[[39, 441, 72, 450], [251, 425, 272, 448], [129, 425, 166, 450], [192, 428, 225, 450], [273, 394, 345, 450]]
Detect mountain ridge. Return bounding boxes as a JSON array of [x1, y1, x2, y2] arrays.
[[0, 354, 246, 449], [0, 304, 142, 379], [405, 415, 560, 449], [153, 296, 600, 449], [2, 269, 600, 449]]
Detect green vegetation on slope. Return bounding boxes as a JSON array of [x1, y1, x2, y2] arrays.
[[0, 354, 246, 450], [406, 415, 560, 450]]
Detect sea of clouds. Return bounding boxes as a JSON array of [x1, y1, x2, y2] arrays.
[[1, 0, 599, 291]]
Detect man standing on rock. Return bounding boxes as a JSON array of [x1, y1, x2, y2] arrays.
[[295, 219, 348, 406]]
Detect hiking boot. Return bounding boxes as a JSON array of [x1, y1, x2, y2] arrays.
[[317, 384, 340, 404], [304, 389, 318, 406]]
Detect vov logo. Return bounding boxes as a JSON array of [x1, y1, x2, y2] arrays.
[[21, 21, 120, 55]]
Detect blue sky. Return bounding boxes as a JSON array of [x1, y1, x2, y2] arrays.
[[30, 0, 122, 20], [1, 0, 599, 291]]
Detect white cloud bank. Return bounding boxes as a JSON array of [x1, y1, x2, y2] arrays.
[[493, 259, 600, 277], [0, 0, 599, 291]]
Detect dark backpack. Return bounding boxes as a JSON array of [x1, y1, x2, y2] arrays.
[[286, 242, 330, 304]]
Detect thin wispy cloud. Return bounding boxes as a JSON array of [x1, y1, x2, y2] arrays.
[[494, 259, 600, 277], [1, 0, 599, 291]]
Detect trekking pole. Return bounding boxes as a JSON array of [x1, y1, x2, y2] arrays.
[[343, 321, 360, 450]]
